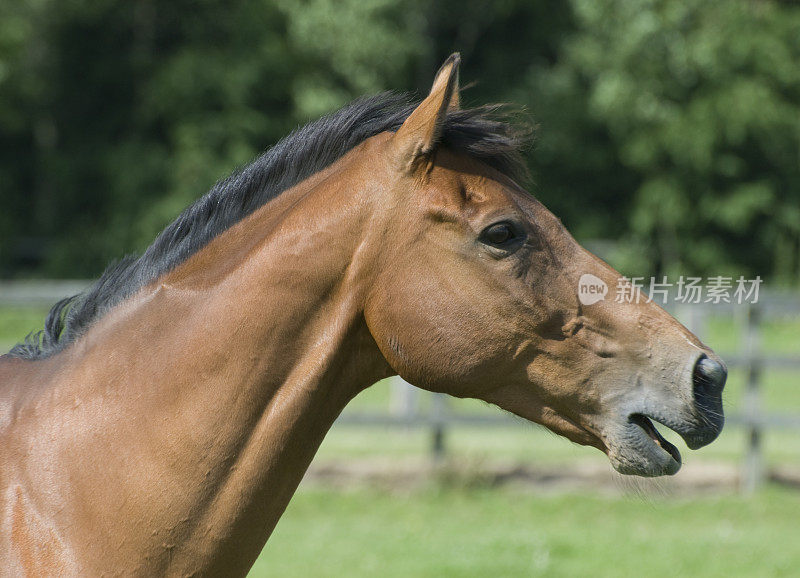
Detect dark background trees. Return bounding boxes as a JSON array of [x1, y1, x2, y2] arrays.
[[1, 0, 798, 284]]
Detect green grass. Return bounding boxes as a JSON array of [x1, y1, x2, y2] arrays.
[[0, 305, 50, 349], [703, 314, 800, 356], [250, 484, 800, 577]]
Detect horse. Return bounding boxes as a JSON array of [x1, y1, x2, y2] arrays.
[[0, 54, 725, 576]]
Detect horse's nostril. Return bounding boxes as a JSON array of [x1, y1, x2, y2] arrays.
[[693, 354, 727, 397]]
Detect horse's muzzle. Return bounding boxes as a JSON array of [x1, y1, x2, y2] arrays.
[[684, 353, 727, 449], [693, 354, 727, 397]]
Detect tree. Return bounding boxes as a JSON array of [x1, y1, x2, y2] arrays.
[[531, 0, 800, 282], [1, 0, 798, 285]]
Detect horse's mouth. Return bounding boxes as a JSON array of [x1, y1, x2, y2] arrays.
[[602, 412, 684, 477], [629, 413, 682, 467], [602, 402, 724, 477]]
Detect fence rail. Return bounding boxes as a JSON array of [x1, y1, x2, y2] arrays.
[[0, 280, 89, 305], [2, 280, 799, 492]]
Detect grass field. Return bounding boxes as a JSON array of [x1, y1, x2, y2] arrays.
[[2, 303, 799, 576], [250, 485, 800, 577]]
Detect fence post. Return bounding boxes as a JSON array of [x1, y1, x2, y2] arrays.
[[675, 302, 707, 342], [390, 376, 418, 425], [741, 303, 763, 494], [431, 393, 447, 462]]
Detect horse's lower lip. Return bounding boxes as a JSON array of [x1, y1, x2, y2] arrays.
[[630, 414, 682, 465]]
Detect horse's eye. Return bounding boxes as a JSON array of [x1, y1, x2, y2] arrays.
[[480, 222, 518, 247]]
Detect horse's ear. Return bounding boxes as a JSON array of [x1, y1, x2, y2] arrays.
[[393, 53, 460, 173]]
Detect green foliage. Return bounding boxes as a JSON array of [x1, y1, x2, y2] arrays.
[[0, 0, 798, 284], [535, 0, 800, 280], [276, 0, 425, 118]]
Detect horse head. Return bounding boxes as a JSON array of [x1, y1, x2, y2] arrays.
[[364, 54, 725, 477]]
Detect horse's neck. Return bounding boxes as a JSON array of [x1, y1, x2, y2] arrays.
[[35, 157, 391, 574]]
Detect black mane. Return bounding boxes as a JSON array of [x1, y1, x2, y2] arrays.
[[10, 91, 530, 359]]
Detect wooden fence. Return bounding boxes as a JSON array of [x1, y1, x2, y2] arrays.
[[674, 298, 800, 492], [1, 280, 799, 492]]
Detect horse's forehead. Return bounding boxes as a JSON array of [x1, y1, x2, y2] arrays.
[[429, 156, 554, 236], [431, 149, 519, 202]]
